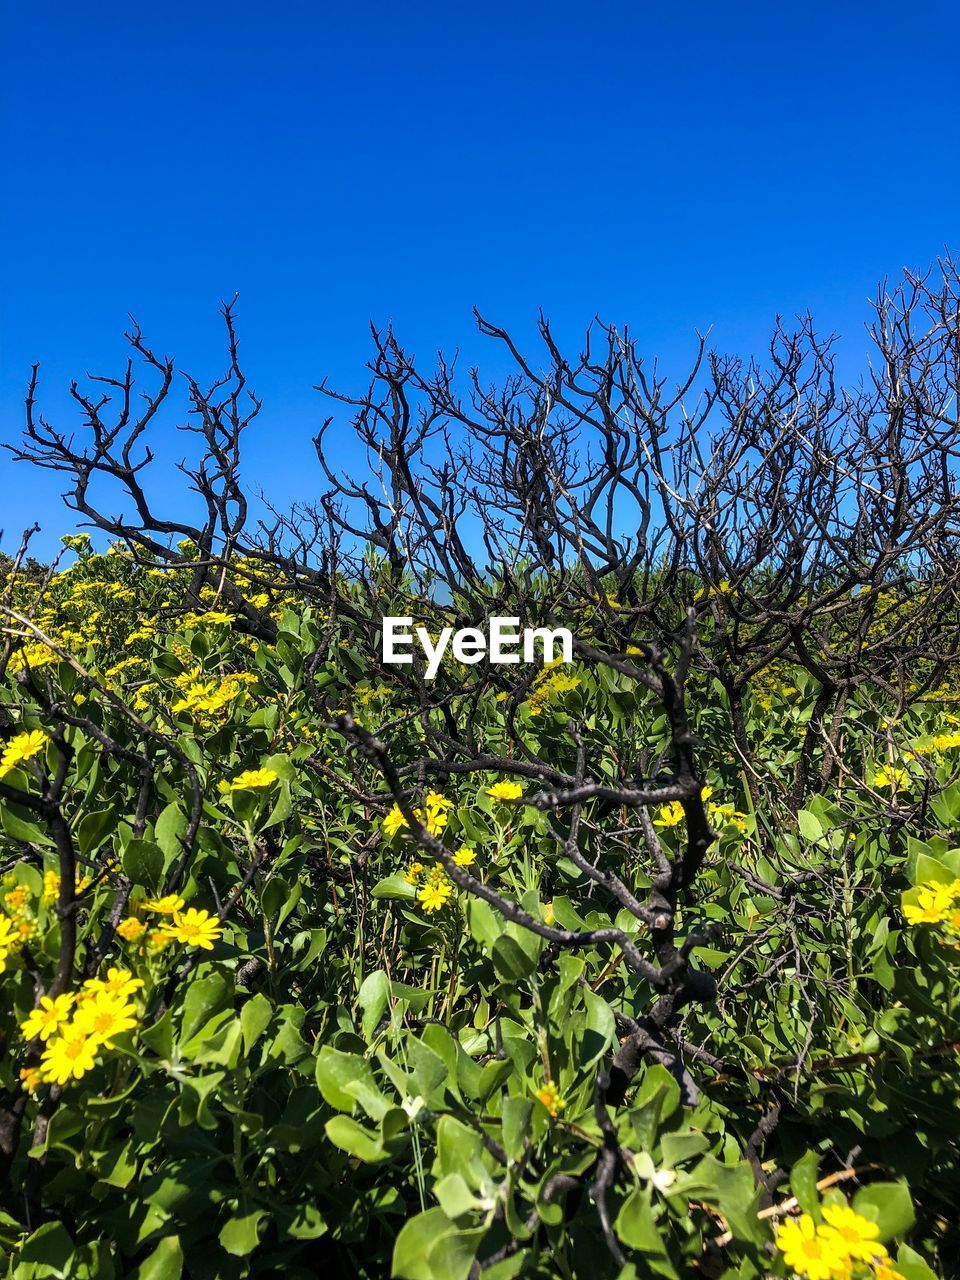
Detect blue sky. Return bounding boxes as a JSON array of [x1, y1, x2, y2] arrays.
[[2, 1, 959, 558]]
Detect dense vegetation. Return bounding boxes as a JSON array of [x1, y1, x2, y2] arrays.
[[3, 262, 960, 1279]]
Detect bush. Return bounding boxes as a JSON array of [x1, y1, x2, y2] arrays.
[[3, 262, 960, 1277]]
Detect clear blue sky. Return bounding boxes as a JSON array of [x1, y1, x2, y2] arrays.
[[2, 1, 959, 558]]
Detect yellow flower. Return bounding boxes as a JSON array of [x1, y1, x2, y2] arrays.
[[161, 907, 223, 950], [142, 894, 185, 915], [452, 845, 476, 867], [708, 801, 748, 833], [527, 669, 581, 716], [873, 1263, 906, 1280], [819, 1203, 881, 1263], [383, 804, 408, 837], [21, 994, 76, 1042], [423, 791, 452, 836], [403, 861, 424, 884], [41, 870, 60, 906], [774, 1214, 844, 1280], [0, 730, 49, 779], [486, 781, 523, 802], [83, 967, 144, 1000], [0, 915, 21, 972], [218, 768, 279, 792], [19, 1065, 42, 1095], [534, 1081, 566, 1117], [6, 643, 58, 675], [418, 880, 454, 913], [873, 766, 906, 791], [40, 1028, 99, 1085], [654, 800, 685, 828], [903, 880, 957, 926], [172, 672, 253, 719], [116, 917, 146, 942], [903, 901, 948, 926], [3, 884, 30, 913], [654, 786, 714, 828], [74, 993, 138, 1046], [384, 793, 452, 837], [147, 929, 173, 952]]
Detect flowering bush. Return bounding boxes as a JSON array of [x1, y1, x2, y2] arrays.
[[7, 267, 960, 1276], [0, 544, 954, 1280]]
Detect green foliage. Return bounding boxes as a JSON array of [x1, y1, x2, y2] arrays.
[[0, 547, 956, 1278]]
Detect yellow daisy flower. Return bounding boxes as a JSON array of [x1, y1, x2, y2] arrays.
[[486, 781, 522, 802], [83, 967, 144, 1000], [20, 993, 76, 1042], [40, 1028, 99, 1085], [141, 894, 185, 915], [873, 766, 907, 790], [775, 1214, 847, 1280], [383, 804, 408, 837], [218, 768, 279, 792], [0, 729, 49, 779], [418, 880, 453, 913], [160, 907, 223, 950], [73, 993, 138, 1047], [819, 1202, 881, 1263]]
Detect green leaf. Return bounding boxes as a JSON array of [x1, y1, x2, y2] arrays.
[[894, 1245, 940, 1280], [852, 1181, 915, 1242], [95, 1140, 139, 1190], [155, 803, 187, 868], [358, 969, 391, 1041], [139, 1010, 175, 1060], [679, 1157, 763, 1246], [0, 802, 52, 846], [911, 852, 956, 888], [789, 1150, 821, 1218], [261, 875, 300, 926], [281, 1203, 328, 1240], [492, 934, 535, 982], [219, 1210, 266, 1257], [580, 987, 615, 1065], [75, 807, 116, 857], [180, 972, 232, 1043], [122, 839, 164, 892], [433, 1115, 485, 1184], [130, 1236, 183, 1280], [615, 1187, 667, 1256], [931, 781, 960, 826], [434, 1173, 481, 1219], [464, 897, 502, 950], [501, 1096, 533, 1161], [324, 1115, 389, 1163], [407, 1036, 448, 1100], [240, 993, 273, 1054], [392, 1207, 484, 1280], [372, 875, 417, 901], [16, 1221, 74, 1277], [797, 809, 823, 842], [316, 1047, 390, 1120]]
